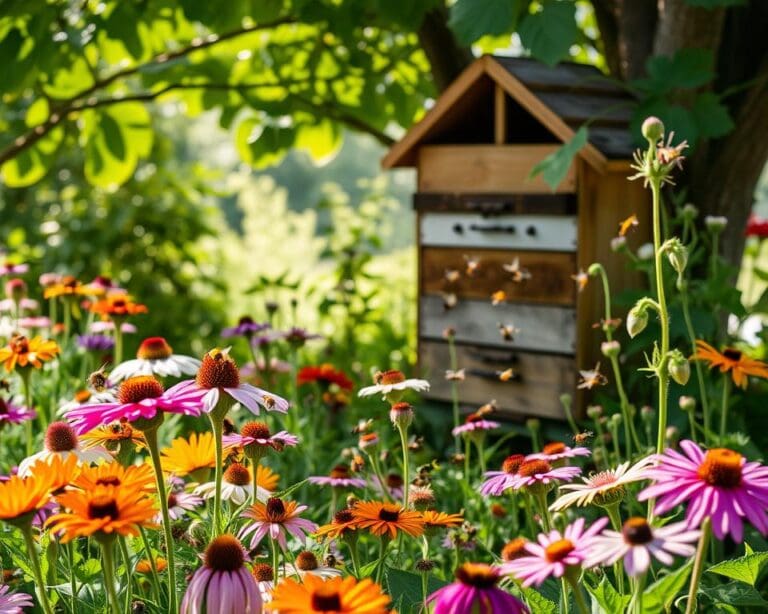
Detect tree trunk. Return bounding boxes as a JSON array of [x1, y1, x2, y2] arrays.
[[417, 6, 474, 93]]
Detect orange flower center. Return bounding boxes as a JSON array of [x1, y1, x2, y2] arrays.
[[137, 337, 173, 360], [390, 401, 412, 413], [502, 454, 526, 474], [455, 563, 499, 588], [295, 550, 319, 571], [360, 433, 378, 445], [622, 517, 654, 545], [386, 474, 404, 488], [330, 465, 350, 480], [375, 370, 405, 385], [252, 562, 274, 582], [501, 537, 528, 561], [518, 459, 552, 477], [311, 585, 342, 611], [87, 495, 119, 520], [204, 534, 244, 572], [543, 442, 567, 455], [722, 348, 742, 361], [118, 376, 164, 404], [96, 476, 121, 487], [265, 497, 287, 521], [378, 504, 401, 522], [241, 421, 270, 441], [196, 349, 240, 389], [223, 463, 251, 486], [697, 448, 743, 488], [334, 508, 354, 524], [45, 421, 79, 452], [545, 539, 575, 563]]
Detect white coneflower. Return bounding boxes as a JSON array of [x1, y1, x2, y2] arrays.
[[110, 337, 201, 382], [18, 421, 111, 476]]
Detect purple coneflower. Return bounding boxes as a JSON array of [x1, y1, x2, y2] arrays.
[[18, 421, 111, 476], [65, 375, 203, 434], [89, 321, 137, 334], [239, 497, 318, 551], [638, 440, 768, 541], [585, 517, 699, 577], [452, 412, 500, 437], [527, 441, 591, 462], [511, 459, 582, 491], [76, 334, 115, 353], [0, 583, 34, 613], [0, 397, 36, 426], [480, 454, 526, 496], [221, 316, 270, 339], [308, 464, 366, 489], [18, 316, 51, 330], [280, 327, 322, 347], [165, 491, 203, 521], [181, 534, 262, 614], [222, 422, 299, 458], [428, 563, 529, 614], [0, 262, 28, 275], [500, 517, 608, 586], [109, 336, 200, 382]]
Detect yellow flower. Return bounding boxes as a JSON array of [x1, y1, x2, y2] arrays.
[[0, 335, 59, 372], [161, 432, 216, 477]]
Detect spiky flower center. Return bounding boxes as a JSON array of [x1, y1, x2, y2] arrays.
[[238, 316, 255, 326], [311, 586, 342, 611], [588, 471, 619, 488], [45, 421, 79, 452], [501, 538, 528, 561], [223, 462, 251, 486], [167, 493, 178, 508], [359, 433, 379, 448], [378, 504, 401, 522], [455, 563, 499, 588], [196, 349, 240, 389], [137, 337, 173, 360], [545, 539, 575, 563], [330, 465, 350, 480], [698, 448, 743, 488], [88, 495, 119, 520], [118, 376, 164, 405], [518, 459, 552, 478], [241, 421, 270, 441], [204, 535, 244, 572], [296, 551, 319, 571], [622, 517, 654, 545], [252, 563, 273, 582], [390, 401, 412, 413], [543, 442, 567, 455], [265, 497, 287, 521], [723, 348, 742, 361], [386, 474, 404, 488], [375, 370, 405, 386], [334, 508, 354, 524], [502, 454, 526, 474], [409, 487, 436, 507]]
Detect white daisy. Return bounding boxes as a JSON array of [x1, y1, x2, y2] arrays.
[[549, 457, 655, 512], [194, 462, 270, 505], [18, 421, 112, 476], [109, 336, 200, 382], [358, 369, 430, 399]]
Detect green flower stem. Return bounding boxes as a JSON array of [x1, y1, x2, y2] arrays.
[[447, 335, 461, 452], [629, 571, 647, 614], [21, 526, 54, 614], [567, 575, 589, 614], [560, 578, 571, 614], [100, 538, 121, 614], [113, 320, 124, 366], [421, 571, 429, 612], [138, 526, 162, 603], [592, 417, 611, 471], [397, 424, 410, 508], [270, 538, 280, 587], [685, 517, 711, 614], [209, 414, 226, 536], [473, 437, 487, 475], [719, 375, 732, 441], [368, 453, 394, 503], [605, 503, 625, 594], [63, 300, 72, 345], [374, 537, 389, 584], [119, 537, 133, 614], [347, 539, 361, 577], [143, 427, 178, 613], [534, 492, 551, 532], [68, 542, 78, 610], [680, 290, 710, 444], [463, 437, 471, 492]]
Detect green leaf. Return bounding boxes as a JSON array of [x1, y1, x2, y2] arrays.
[[639, 49, 714, 94], [642, 560, 693, 613], [295, 120, 343, 165], [529, 126, 588, 190], [1, 126, 63, 187], [522, 587, 558, 614], [586, 577, 631, 613], [235, 118, 294, 169], [25, 98, 49, 127], [700, 582, 768, 607], [385, 567, 448, 613], [707, 550, 768, 587], [449, 0, 519, 45], [518, 0, 578, 66], [692, 92, 734, 139]]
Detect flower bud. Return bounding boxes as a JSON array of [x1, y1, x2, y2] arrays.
[[627, 303, 649, 338], [4, 278, 27, 302], [666, 239, 688, 275], [705, 216, 727, 232], [587, 263, 602, 277], [609, 413, 622, 429], [679, 396, 696, 412], [586, 405, 603, 420], [610, 236, 627, 253], [637, 243, 655, 261], [641, 116, 665, 143], [601, 340, 621, 358], [681, 203, 698, 221], [640, 405, 655, 422], [665, 426, 680, 447], [389, 402, 414, 429], [668, 350, 691, 386], [525, 418, 540, 432]]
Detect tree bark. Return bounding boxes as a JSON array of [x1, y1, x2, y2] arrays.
[[417, 6, 474, 93]]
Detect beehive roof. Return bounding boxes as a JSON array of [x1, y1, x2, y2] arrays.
[[382, 55, 637, 172]]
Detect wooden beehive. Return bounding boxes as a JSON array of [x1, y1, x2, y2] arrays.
[[382, 55, 650, 421]]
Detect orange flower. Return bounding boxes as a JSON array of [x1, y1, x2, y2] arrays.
[[0, 474, 53, 526], [691, 340, 768, 389], [43, 276, 104, 299], [315, 508, 358, 541], [90, 293, 147, 319], [421, 510, 464, 529], [73, 461, 156, 493], [266, 575, 391, 613], [0, 335, 59, 372], [47, 484, 157, 543], [351, 501, 425, 539], [136, 557, 167, 574], [257, 465, 280, 491]]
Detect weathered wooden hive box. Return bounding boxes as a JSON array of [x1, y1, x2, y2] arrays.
[[383, 55, 649, 420]]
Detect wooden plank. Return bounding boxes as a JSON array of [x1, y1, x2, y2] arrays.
[[494, 84, 506, 144], [422, 247, 576, 306], [413, 193, 576, 215], [420, 211, 577, 251], [417, 145, 577, 194], [420, 295, 577, 354], [419, 340, 576, 420]]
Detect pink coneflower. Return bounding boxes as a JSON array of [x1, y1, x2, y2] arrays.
[[222, 422, 299, 457], [0, 262, 28, 275], [181, 534, 262, 614], [427, 563, 529, 614], [64, 375, 203, 434], [18, 421, 111, 476], [165, 491, 203, 521], [493, 458, 582, 494], [0, 397, 36, 426], [0, 298, 38, 312], [452, 412, 500, 437], [372, 474, 404, 501], [500, 517, 608, 586], [17, 316, 51, 330], [168, 348, 289, 416], [221, 317, 270, 339], [480, 454, 527, 496], [585, 517, 699, 577], [89, 321, 137, 334], [0, 583, 34, 613], [239, 497, 318, 551], [638, 440, 768, 541], [109, 337, 200, 382], [528, 441, 591, 462], [309, 465, 366, 489]]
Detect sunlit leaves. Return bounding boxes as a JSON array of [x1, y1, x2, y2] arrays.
[[296, 120, 343, 165], [236, 118, 294, 168], [1, 127, 63, 187], [449, 0, 519, 45], [518, 0, 578, 67], [707, 546, 768, 587]]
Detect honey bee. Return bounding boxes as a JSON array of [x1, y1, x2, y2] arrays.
[[502, 258, 531, 282], [491, 290, 506, 306], [442, 292, 457, 311], [477, 400, 497, 416], [498, 322, 520, 341], [463, 255, 480, 277], [444, 269, 460, 284], [572, 431, 594, 445], [88, 364, 110, 392], [352, 419, 374, 434], [498, 368, 516, 382]]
